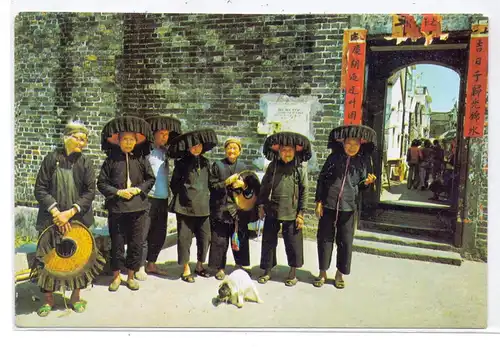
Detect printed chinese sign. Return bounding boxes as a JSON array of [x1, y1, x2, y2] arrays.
[[343, 29, 366, 125], [464, 24, 488, 138]]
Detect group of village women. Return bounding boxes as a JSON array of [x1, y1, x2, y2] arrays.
[[32, 115, 377, 317]]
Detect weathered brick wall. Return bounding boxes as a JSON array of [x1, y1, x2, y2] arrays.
[[15, 12, 124, 215], [116, 13, 349, 228], [15, 13, 348, 223]]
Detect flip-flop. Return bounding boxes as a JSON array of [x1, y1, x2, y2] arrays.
[[334, 278, 345, 289], [285, 277, 298, 287], [215, 271, 225, 281], [313, 277, 326, 288], [194, 269, 211, 278], [37, 304, 52, 317], [258, 274, 271, 284], [70, 300, 87, 313], [181, 274, 195, 283]]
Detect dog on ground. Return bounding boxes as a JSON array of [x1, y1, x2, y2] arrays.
[[216, 269, 263, 308]]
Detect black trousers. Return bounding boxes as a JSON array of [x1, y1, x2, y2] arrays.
[[108, 211, 146, 272], [317, 208, 355, 275], [176, 214, 211, 265], [208, 218, 250, 270], [260, 217, 304, 270], [141, 197, 169, 264]]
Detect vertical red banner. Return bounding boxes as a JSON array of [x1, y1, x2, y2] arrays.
[[464, 24, 488, 138], [344, 31, 366, 125]]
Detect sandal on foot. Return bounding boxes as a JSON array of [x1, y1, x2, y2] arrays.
[[334, 278, 345, 289], [181, 274, 195, 283], [108, 279, 121, 292], [134, 271, 148, 281], [194, 269, 211, 278], [215, 271, 225, 281], [71, 300, 87, 313], [285, 278, 298, 287], [37, 304, 52, 317], [313, 277, 326, 288], [126, 279, 140, 291], [258, 274, 271, 284]]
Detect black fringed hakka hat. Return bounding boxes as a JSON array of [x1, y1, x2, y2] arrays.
[[145, 115, 182, 144], [167, 128, 218, 159], [328, 124, 377, 154], [262, 131, 312, 165], [100, 116, 154, 156]]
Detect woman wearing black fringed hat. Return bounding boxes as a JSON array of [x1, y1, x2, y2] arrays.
[[168, 128, 218, 283], [134, 116, 182, 281], [313, 125, 377, 289], [256, 132, 311, 287], [97, 116, 156, 292]]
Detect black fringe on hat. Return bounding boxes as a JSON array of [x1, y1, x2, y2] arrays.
[[328, 125, 377, 155], [167, 128, 218, 159], [100, 116, 153, 156], [262, 131, 312, 165], [328, 125, 377, 146], [145, 116, 182, 144]]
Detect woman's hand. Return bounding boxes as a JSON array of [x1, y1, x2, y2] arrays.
[[296, 214, 304, 229], [128, 187, 142, 196], [231, 179, 245, 189], [365, 174, 377, 185], [53, 208, 75, 227], [315, 201, 323, 219], [225, 174, 240, 186], [117, 189, 133, 200], [57, 222, 72, 235]]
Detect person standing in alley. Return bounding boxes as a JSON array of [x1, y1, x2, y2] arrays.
[[313, 125, 377, 289]]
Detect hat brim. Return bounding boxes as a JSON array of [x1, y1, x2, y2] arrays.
[[101, 116, 153, 154], [145, 116, 182, 144], [328, 125, 377, 148], [167, 129, 218, 158], [263, 131, 312, 164]]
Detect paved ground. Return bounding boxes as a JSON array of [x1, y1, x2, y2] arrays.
[[15, 237, 486, 329], [381, 180, 451, 208]]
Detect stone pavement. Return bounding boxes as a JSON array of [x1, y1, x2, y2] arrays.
[[15, 237, 486, 329]]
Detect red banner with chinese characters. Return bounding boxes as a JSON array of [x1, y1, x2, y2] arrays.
[[343, 30, 367, 125], [464, 24, 488, 138]]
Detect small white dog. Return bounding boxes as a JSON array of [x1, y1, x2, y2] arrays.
[[216, 269, 264, 308]]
